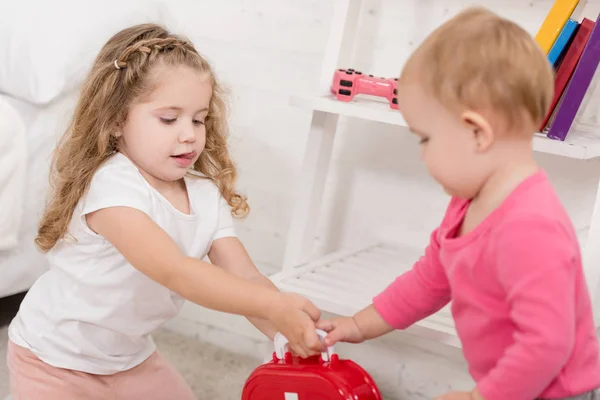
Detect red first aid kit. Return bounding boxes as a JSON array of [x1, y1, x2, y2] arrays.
[[242, 329, 383, 400]]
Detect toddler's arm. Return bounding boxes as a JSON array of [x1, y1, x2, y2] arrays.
[[86, 206, 324, 358], [476, 217, 578, 400], [320, 199, 462, 345], [208, 237, 280, 339], [372, 225, 451, 329], [320, 224, 452, 345]]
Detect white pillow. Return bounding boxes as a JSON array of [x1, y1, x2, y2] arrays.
[[0, 0, 165, 105], [0, 97, 27, 251]]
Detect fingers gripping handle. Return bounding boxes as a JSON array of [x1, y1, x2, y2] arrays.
[[274, 329, 335, 362]]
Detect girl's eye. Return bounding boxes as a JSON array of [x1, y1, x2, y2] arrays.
[[160, 117, 176, 124], [193, 119, 205, 126]]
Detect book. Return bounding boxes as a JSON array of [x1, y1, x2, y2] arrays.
[[569, 63, 600, 136], [535, 0, 581, 54], [547, 13, 600, 141], [540, 17, 595, 131], [544, 87, 566, 133], [548, 19, 579, 67]]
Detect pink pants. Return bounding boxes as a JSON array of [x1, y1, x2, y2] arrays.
[[7, 340, 197, 400]]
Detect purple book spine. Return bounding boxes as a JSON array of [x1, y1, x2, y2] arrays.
[[547, 13, 600, 141]]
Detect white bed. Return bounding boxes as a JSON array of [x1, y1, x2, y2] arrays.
[[0, 0, 165, 299], [0, 92, 78, 298]]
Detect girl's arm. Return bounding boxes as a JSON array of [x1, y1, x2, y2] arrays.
[[86, 206, 323, 358], [208, 237, 279, 340]]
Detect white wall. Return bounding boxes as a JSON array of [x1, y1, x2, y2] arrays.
[[163, 0, 600, 273], [161, 1, 600, 397]]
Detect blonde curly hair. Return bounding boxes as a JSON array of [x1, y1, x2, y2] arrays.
[[36, 23, 248, 252]]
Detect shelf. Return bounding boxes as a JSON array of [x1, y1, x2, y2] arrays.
[[291, 93, 406, 126], [291, 94, 600, 160], [269, 243, 461, 347]]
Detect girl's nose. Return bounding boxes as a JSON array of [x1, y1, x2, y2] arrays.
[[179, 123, 196, 143]]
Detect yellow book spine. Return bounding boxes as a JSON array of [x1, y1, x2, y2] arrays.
[[535, 0, 580, 53]]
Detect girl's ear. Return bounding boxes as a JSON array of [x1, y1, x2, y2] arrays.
[[460, 110, 494, 152], [113, 120, 125, 138]]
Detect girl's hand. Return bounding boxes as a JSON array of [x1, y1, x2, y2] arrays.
[[267, 292, 324, 358], [316, 316, 366, 346]]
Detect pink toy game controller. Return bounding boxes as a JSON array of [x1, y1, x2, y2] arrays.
[[331, 68, 398, 109]]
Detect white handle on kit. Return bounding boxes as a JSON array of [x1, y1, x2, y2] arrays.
[[274, 329, 335, 362]]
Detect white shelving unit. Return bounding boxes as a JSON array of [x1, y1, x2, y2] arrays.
[[269, 0, 600, 348]]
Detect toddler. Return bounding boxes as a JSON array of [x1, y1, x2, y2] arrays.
[[318, 7, 600, 400], [7, 23, 323, 399]]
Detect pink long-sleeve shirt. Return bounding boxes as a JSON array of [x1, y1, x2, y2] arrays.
[[373, 170, 600, 400]]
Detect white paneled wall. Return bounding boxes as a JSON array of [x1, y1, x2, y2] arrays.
[[160, 0, 600, 397], [163, 0, 600, 272]]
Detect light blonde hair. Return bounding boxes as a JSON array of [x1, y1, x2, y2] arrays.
[[399, 6, 554, 130], [36, 23, 248, 252]]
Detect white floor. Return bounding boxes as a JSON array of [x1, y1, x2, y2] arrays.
[[0, 326, 262, 400]]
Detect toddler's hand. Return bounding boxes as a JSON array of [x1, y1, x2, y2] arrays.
[[268, 292, 324, 358], [435, 389, 485, 400], [316, 316, 365, 346]]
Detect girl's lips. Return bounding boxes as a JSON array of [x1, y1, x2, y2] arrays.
[[171, 151, 197, 166], [172, 151, 197, 159]]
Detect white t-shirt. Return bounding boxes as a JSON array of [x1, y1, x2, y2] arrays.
[[9, 152, 236, 374]]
